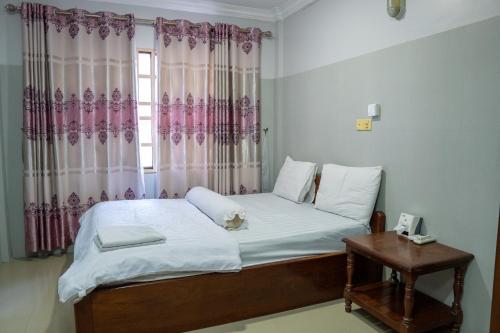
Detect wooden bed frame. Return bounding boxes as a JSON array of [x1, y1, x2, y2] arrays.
[[74, 177, 386, 333]]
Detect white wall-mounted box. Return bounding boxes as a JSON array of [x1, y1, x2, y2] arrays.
[[368, 104, 380, 117]]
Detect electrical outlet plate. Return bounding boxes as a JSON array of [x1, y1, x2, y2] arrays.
[[356, 118, 372, 131]]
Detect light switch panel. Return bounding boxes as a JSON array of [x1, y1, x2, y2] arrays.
[[356, 118, 372, 131]]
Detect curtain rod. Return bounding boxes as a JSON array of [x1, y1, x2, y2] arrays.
[[4, 3, 273, 38]]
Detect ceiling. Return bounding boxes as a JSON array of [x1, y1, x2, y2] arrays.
[[90, 0, 317, 21], [206, 0, 291, 10]]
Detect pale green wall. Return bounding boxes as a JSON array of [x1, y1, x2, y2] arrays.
[[0, 65, 19, 262], [276, 16, 500, 332], [0, 64, 23, 259], [0, 0, 25, 258], [0, 0, 276, 258]]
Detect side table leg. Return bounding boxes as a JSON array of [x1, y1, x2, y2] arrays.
[[344, 246, 355, 313], [450, 266, 467, 332], [400, 273, 416, 333]]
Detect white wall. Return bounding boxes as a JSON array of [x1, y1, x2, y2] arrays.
[[277, 1, 500, 332], [283, 0, 500, 76]]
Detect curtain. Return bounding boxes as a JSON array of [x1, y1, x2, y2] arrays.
[[22, 3, 144, 254], [155, 19, 261, 198]]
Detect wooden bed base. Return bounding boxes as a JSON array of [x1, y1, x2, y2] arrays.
[[74, 211, 386, 333]]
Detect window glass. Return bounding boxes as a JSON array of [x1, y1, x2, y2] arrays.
[[138, 78, 151, 103], [138, 104, 151, 118], [137, 50, 155, 170], [140, 146, 153, 169], [138, 52, 151, 75], [139, 119, 152, 145]]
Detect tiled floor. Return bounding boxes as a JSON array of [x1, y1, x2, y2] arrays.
[[0, 256, 393, 333]]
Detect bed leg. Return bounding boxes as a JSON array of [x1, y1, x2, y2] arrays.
[[74, 297, 94, 333]]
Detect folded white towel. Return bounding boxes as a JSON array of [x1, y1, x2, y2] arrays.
[[95, 225, 166, 252], [185, 187, 247, 230]]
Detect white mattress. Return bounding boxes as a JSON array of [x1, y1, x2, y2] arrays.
[[120, 193, 369, 285], [229, 193, 369, 266]]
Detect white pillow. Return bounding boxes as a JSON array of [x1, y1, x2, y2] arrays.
[[314, 164, 382, 225], [273, 156, 317, 203], [302, 166, 318, 203]]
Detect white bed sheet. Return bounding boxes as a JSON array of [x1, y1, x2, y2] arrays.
[[58, 199, 242, 303], [127, 193, 369, 284], [67, 194, 370, 291], [229, 193, 369, 266]]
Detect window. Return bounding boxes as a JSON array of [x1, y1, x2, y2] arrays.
[[137, 49, 155, 170]]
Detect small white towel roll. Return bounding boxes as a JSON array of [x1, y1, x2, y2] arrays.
[[185, 187, 247, 230]]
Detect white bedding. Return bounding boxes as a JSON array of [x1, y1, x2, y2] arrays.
[[125, 194, 368, 284], [59, 193, 370, 301], [229, 193, 369, 266], [58, 199, 242, 303]]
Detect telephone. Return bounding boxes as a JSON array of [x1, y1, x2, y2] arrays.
[[408, 234, 436, 245], [393, 213, 421, 237]]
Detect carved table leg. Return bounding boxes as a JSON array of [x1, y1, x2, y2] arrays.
[[450, 266, 466, 332], [400, 273, 416, 333], [344, 246, 355, 313]]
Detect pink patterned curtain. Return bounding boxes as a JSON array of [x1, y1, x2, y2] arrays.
[[22, 3, 144, 254], [155, 19, 261, 198]]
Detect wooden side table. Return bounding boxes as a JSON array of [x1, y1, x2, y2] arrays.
[[343, 231, 473, 333]]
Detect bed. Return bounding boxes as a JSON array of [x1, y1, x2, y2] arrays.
[[73, 176, 385, 333]]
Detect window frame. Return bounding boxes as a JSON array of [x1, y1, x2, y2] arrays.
[[136, 48, 156, 173]]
